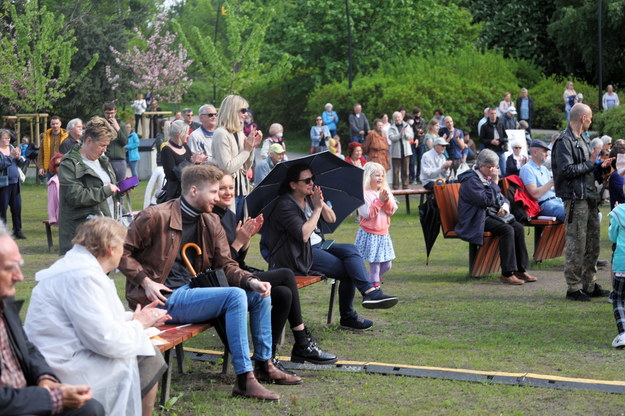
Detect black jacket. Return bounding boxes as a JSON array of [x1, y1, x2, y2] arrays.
[[551, 126, 597, 200], [479, 119, 508, 152], [515, 96, 534, 122]]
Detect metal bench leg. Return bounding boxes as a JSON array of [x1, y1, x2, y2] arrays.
[[159, 349, 173, 406], [44, 222, 53, 252], [174, 344, 185, 374], [405, 195, 411, 214], [327, 279, 337, 324], [221, 350, 230, 375]]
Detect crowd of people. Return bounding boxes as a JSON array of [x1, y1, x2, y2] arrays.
[[2, 82, 625, 414]]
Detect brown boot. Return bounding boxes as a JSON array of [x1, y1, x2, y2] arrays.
[[254, 358, 303, 385], [232, 372, 280, 401]]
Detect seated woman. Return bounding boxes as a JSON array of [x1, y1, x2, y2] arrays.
[[24, 217, 169, 416], [455, 149, 537, 285], [505, 141, 528, 177], [214, 172, 336, 365], [266, 163, 398, 331]]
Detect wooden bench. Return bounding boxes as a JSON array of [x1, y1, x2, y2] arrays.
[[499, 178, 565, 262], [43, 220, 55, 252], [391, 188, 432, 214], [433, 182, 501, 277]]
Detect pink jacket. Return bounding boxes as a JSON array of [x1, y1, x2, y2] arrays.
[[358, 189, 397, 235], [47, 175, 59, 224]]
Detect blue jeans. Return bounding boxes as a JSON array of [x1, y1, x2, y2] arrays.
[[164, 285, 272, 375], [311, 243, 373, 320], [128, 160, 138, 178], [496, 151, 506, 176], [540, 198, 565, 222]]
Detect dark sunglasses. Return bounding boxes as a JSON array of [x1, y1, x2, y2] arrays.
[[240, 108, 248, 114], [201, 113, 217, 117], [513, 146, 522, 149], [296, 176, 315, 184], [316, 118, 322, 121]]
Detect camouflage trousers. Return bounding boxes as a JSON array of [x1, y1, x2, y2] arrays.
[[563, 199, 600, 292]]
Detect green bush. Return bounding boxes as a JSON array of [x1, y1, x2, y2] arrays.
[[593, 105, 625, 140]]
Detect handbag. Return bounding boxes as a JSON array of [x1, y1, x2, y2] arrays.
[[486, 206, 515, 224], [189, 269, 229, 288], [18, 168, 25, 184]]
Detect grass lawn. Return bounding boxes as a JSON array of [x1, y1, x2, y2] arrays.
[[11, 180, 625, 415]]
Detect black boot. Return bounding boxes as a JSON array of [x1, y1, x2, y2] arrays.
[[291, 327, 338, 365], [271, 344, 300, 378]]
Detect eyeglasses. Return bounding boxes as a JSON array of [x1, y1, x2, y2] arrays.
[[513, 146, 522, 149], [316, 118, 322, 121], [201, 113, 217, 117], [296, 176, 315, 184], [240, 108, 248, 114]]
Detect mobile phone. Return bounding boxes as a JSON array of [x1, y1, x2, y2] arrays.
[[320, 240, 335, 250]]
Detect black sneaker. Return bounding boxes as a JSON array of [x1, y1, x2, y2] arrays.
[[586, 283, 610, 298], [566, 289, 591, 302], [362, 288, 398, 309], [339, 317, 373, 331]]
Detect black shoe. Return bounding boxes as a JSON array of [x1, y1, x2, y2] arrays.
[[566, 289, 591, 302], [586, 283, 610, 298], [13, 231, 26, 239], [339, 316, 373, 331], [597, 259, 609, 268], [271, 358, 299, 377], [362, 288, 398, 309], [291, 328, 338, 365]]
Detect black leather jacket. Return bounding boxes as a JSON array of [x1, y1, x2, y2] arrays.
[[551, 126, 597, 200]]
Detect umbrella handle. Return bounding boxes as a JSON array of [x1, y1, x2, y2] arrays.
[[181, 242, 201, 276]]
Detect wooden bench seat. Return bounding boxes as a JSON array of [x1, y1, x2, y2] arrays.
[[433, 182, 501, 277], [391, 188, 432, 214]]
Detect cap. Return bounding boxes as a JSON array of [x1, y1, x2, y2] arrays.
[[433, 137, 449, 146], [529, 139, 549, 150], [269, 143, 285, 154], [508, 107, 517, 115]]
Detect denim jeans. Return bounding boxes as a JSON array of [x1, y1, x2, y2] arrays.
[[311, 243, 372, 320], [539, 198, 565, 222], [164, 285, 272, 375], [496, 151, 507, 176]]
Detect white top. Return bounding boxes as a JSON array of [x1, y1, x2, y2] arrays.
[[187, 126, 214, 160], [25, 246, 155, 416]]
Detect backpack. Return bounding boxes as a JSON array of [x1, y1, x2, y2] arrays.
[[503, 175, 540, 225]]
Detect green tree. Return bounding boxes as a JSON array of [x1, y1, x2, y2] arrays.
[[0, 0, 97, 113]]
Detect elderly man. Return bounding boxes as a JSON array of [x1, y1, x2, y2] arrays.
[[516, 88, 534, 133], [0, 221, 105, 415], [188, 104, 217, 161], [420, 137, 452, 190], [182, 108, 200, 135], [519, 140, 565, 221], [254, 143, 285, 184], [348, 104, 370, 144], [38, 116, 68, 178], [552, 103, 612, 301], [119, 164, 298, 401], [59, 119, 83, 154], [479, 107, 508, 176], [102, 101, 128, 182]]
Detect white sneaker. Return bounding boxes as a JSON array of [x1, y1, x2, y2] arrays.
[[612, 333, 625, 349]]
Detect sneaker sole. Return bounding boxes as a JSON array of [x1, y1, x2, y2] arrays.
[[362, 297, 398, 309], [339, 323, 374, 331]]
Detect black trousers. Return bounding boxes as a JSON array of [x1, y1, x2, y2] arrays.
[[483, 217, 529, 275], [0, 183, 22, 233], [256, 268, 303, 344]]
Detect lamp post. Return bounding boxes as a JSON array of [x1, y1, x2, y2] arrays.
[[597, 0, 603, 109], [345, 0, 353, 90]]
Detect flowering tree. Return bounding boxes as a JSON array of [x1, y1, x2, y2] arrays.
[[107, 12, 193, 103], [0, 0, 97, 113]]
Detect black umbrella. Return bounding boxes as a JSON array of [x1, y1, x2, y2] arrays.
[[246, 151, 364, 234], [419, 196, 441, 265]]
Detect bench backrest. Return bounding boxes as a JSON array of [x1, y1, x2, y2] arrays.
[[433, 182, 461, 236]]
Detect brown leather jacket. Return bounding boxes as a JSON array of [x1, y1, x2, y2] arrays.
[[120, 198, 255, 308]]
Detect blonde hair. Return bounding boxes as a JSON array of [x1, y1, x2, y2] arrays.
[[85, 116, 116, 142], [362, 162, 390, 193], [217, 95, 249, 133], [72, 217, 127, 258]]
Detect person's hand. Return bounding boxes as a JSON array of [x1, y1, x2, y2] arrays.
[[109, 184, 120, 193], [38, 378, 62, 391], [191, 152, 207, 164], [59, 385, 93, 410], [10, 147, 20, 159], [133, 300, 171, 328], [39, 168, 45, 177], [489, 166, 500, 182], [379, 189, 389, 203], [249, 279, 271, 298], [108, 117, 120, 132], [443, 160, 453, 169], [497, 207, 507, 216], [141, 278, 172, 303], [491, 139, 500, 146], [236, 218, 259, 244], [244, 127, 263, 150], [359, 130, 365, 136], [591, 146, 602, 162], [601, 157, 615, 168], [311, 186, 324, 210]]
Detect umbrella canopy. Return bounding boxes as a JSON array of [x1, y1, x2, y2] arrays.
[[419, 197, 441, 265], [246, 151, 364, 234]]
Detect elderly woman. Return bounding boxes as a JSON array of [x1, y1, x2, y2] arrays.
[[0, 128, 26, 239], [505, 142, 528, 177], [346, 142, 367, 167], [363, 119, 390, 171], [455, 149, 537, 285], [25, 217, 169, 416], [310, 116, 331, 153], [161, 119, 206, 203], [388, 111, 414, 189], [58, 117, 119, 254], [212, 95, 263, 220], [260, 123, 287, 161], [214, 172, 336, 366]]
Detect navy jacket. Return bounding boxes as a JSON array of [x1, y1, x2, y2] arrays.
[[454, 169, 501, 245]]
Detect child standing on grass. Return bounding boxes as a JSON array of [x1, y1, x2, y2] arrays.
[[608, 201, 625, 348], [355, 162, 398, 287]]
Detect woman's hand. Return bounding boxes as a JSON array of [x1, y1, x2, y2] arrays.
[[311, 186, 324, 210], [249, 279, 271, 298], [244, 127, 263, 151], [191, 152, 207, 164], [133, 300, 171, 328], [10, 147, 21, 159], [109, 184, 120, 193]]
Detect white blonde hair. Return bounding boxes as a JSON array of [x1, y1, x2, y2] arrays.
[[362, 162, 391, 193], [217, 95, 248, 133]]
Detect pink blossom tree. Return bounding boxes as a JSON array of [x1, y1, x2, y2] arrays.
[[107, 12, 193, 103]]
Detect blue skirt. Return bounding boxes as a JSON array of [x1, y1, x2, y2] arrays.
[[355, 229, 396, 263]]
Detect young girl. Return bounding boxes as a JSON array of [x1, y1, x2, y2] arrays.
[[609, 202, 625, 348], [355, 162, 398, 287]]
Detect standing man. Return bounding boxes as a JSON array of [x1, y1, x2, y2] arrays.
[[479, 108, 508, 176], [38, 116, 68, 178], [348, 104, 370, 144], [516, 88, 534, 133], [102, 102, 128, 182], [552, 103, 611, 301], [188, 104, 217, 162], [59, 119, 83, 155], [182, 108, 200, 136], [119, 165, 298, 400], [0, 221, 105, 415]]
